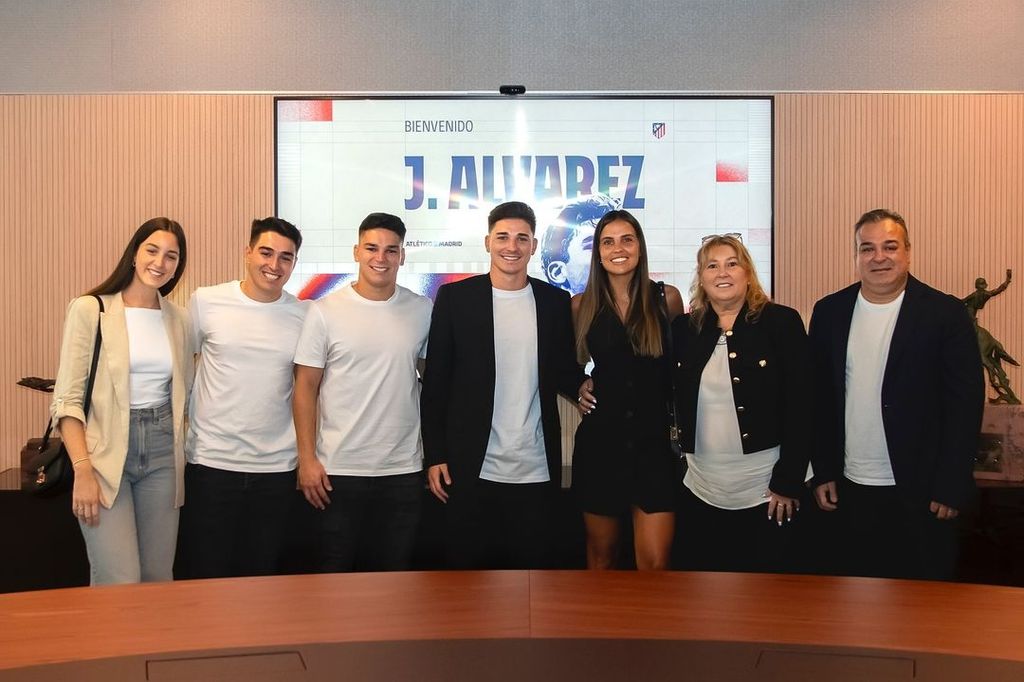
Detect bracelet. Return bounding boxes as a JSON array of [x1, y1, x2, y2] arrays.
[[71, 457, 90, 467]]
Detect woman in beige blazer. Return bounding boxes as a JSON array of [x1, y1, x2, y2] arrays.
[[51, 217, 193, 585]]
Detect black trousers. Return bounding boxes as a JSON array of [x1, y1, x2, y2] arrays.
[[177, 463, 298, 579], [672, 484, 797, 573], [319, 472, 423, 573], [832, 477, 962, 581], [444, 479, 555, 570]]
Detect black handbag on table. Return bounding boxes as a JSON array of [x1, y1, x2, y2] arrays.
[[29, 295, 104, 497]]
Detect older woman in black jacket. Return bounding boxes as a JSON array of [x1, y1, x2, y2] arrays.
[[672, 235, 811, 573]]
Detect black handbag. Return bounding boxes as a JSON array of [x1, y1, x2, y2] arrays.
[[30, 295, 104, 497], [656, 282, 685, 462]]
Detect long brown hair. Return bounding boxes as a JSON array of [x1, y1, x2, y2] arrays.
[[574, 210, 663, 363], [688, 235, 769, 330], [87, 217, 188, 297]]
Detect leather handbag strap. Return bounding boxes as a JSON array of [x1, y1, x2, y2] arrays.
[[40, 294, 105, 446], [655, 282, 681, 428]]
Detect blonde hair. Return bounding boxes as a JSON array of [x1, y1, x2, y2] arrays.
[[575, 210, 664, 364], [688, 235, 769, 330]]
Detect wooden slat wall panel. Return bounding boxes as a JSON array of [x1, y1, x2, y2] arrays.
[[0, 94, 274, 475], [775, 93, 1024, 403], [2, 92, 1022, 477]]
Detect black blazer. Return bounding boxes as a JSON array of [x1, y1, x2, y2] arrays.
[[420, 274, 585, 488], [673, 302, 812, 498], [808, 275, 984, 509]]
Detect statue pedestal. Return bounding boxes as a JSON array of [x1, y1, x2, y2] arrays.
[[976, 404, 1024, 483]]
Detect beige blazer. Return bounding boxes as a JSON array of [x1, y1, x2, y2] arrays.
[[51, 292, 193, 508]]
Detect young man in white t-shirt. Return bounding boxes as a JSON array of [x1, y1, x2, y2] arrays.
[[179, 217, 308, 578], [293, 213, 432, 572]]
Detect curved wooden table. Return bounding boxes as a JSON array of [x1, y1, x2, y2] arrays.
[[3, 571, 1024, 680]]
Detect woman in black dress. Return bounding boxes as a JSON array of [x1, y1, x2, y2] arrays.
[[571, 210, 684, 569]]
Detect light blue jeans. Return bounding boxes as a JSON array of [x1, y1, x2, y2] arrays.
[[79, 401, 178, 585]]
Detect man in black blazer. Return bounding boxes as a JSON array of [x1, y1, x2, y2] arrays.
[[421, 201, 589, 569], [809, 209, 984, 580]]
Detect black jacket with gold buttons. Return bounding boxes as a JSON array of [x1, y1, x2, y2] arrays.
[[671, 301, 812, 498]]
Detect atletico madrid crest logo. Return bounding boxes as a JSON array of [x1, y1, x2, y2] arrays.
[[652, 122, 666, 139]]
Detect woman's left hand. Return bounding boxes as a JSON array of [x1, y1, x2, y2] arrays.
[[765, 489, 799, 526], [576, 378, 596, 415]]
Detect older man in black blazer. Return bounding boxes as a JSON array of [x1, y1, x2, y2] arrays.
[[809, 209, 984, 580], [421, 201, 589, 569]]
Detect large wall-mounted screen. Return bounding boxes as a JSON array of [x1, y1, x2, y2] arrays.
[[275, 96, 773, 301]]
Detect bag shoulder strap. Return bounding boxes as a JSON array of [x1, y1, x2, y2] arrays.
[[41, 295, 104, 444], [81, 294, 105, 418], [655, 280, 677, 350], [655, 280, 668, 319], [654, 281, 681, 425]]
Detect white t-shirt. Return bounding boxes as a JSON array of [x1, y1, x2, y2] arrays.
[[844, 290, 905, 486], [125, 307, 172, 409], [187, 281, 309, 472], [293, 282, 432, 476], [685, 334, 779, 509], [480, 285, 549, 484]]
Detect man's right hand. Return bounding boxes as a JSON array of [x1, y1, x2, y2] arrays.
[[427, 463, 452, 503], [298, 458, 332, 510], [814, 480, 839, 511]]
